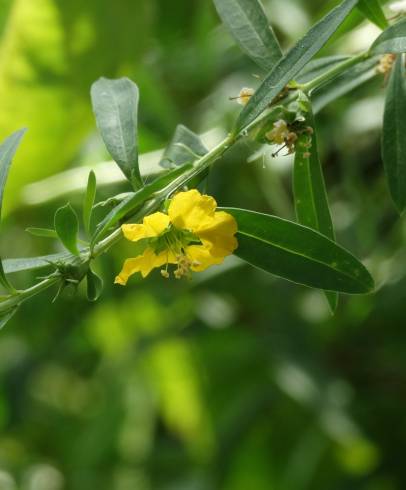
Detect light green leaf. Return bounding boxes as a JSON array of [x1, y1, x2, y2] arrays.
[[223, 208, 374, 294], [26, 227, 58, 239], [91, 165, 190, 246], [0, 128, 26, 291], [54, 203, 80, 256], [213, 0, 282, 71], [312, 57, 378, 113], [83, 170, 96, 235], [293, 99, 337, 310], [371, 17, 406, 53], [3, 253, 69, 275], [236, 0, 358, 131], [91, 77, 142, 189], [160, 125, 207, 168], [86, 267, 103, 302], [358, 0, 388, 30], [382, 54, 406, 213]]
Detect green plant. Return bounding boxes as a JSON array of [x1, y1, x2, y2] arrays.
[[1, 0, 405, 326]]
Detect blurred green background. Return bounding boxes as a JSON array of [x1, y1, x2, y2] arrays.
[[0, 0, 405, 489]]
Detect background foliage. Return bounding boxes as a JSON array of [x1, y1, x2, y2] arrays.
[[0, 0, 404, 489]]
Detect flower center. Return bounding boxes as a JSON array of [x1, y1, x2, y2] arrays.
[[149, 224, 202, 279]]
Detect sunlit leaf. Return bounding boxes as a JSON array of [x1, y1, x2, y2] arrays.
[[223, 208, 374, 294], [236, 0, 358, 131], [0, 128, 26, 291], [91, 77, 142, 189], [54, 203, 80, 256], [371, 17, 406, 53], [83, 170, 97, 235], [382, 54, 406, 213], [212, 0, 282, 71]]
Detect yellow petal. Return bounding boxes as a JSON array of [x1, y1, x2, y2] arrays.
[[114, 248, 173, 284], [186, 245, 224, 272], [168, 189, 217, 232], [197, 211, 238, 257], [122, 212, 170, 242]]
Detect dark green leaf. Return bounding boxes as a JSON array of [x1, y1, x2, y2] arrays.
[[312, 56, 378, 113], [0, 128, 26, 291], [83, 170, 96, 235], [213, 0, 282, 71], [0, 306, 19, 330], [236, 0, 358, 131], [91, 165, 191, 246], [223, 208, 374, 294], [91, 77, 142, 189], [358, 0, 388, 30], [160, 125, 207, 169], [54, 203, 80, 255], [86, 267, 103, 302], [26, 227, 58, 238], [371, 17, 406, 53], [3, 253, 69, 274], [382, 54, 406, 212], [293, 100, 337, 310]]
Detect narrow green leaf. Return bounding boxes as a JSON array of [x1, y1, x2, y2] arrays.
[[160, 125, 207, 169], [3, 253, 69, 274], [223, 208, 374, 294], [86, 267, 103, 302], [91, 77, 142, 189], [91, 165, 191, 246], [371, 17, 406, 53], [293, 100, 337, 310], [26, 227, 58, 238], [0, 128, 26, 291], [0, 306, 19, 330], [312, 56, 378, 113], [382, 54, 406, 213], [54, 203, 80, 255], [358, 0, 388, 30], [236, 0, 358, 131], [83, 170, 96, 235], [213, 0, 282, 71]]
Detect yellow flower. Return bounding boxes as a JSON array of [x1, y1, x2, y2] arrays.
[[114, 189, 238, 284], [236, 87, 255, 106]]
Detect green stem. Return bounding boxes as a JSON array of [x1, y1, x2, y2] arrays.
[[299, 51, 370, 94]]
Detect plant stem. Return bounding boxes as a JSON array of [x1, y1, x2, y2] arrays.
[[299, 51, 370, 94]]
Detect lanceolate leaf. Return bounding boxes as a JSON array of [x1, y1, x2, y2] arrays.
[[382, 54, 406, 213], [371, 17, 406, 54], [358, 0, 388, 30], [213, 0, 282, 71], [293, 101, 337, 310], [296, 55, 350, 84], [160, 125, 207, 168], [0, 128, 26, 291], [54, 203, 80, 256], [83, 170, 96, 235], [223, 208, 374, 294], [236, 0, 358, 132], [26, 227, 58, 238], [91, 77, 142, 189]]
